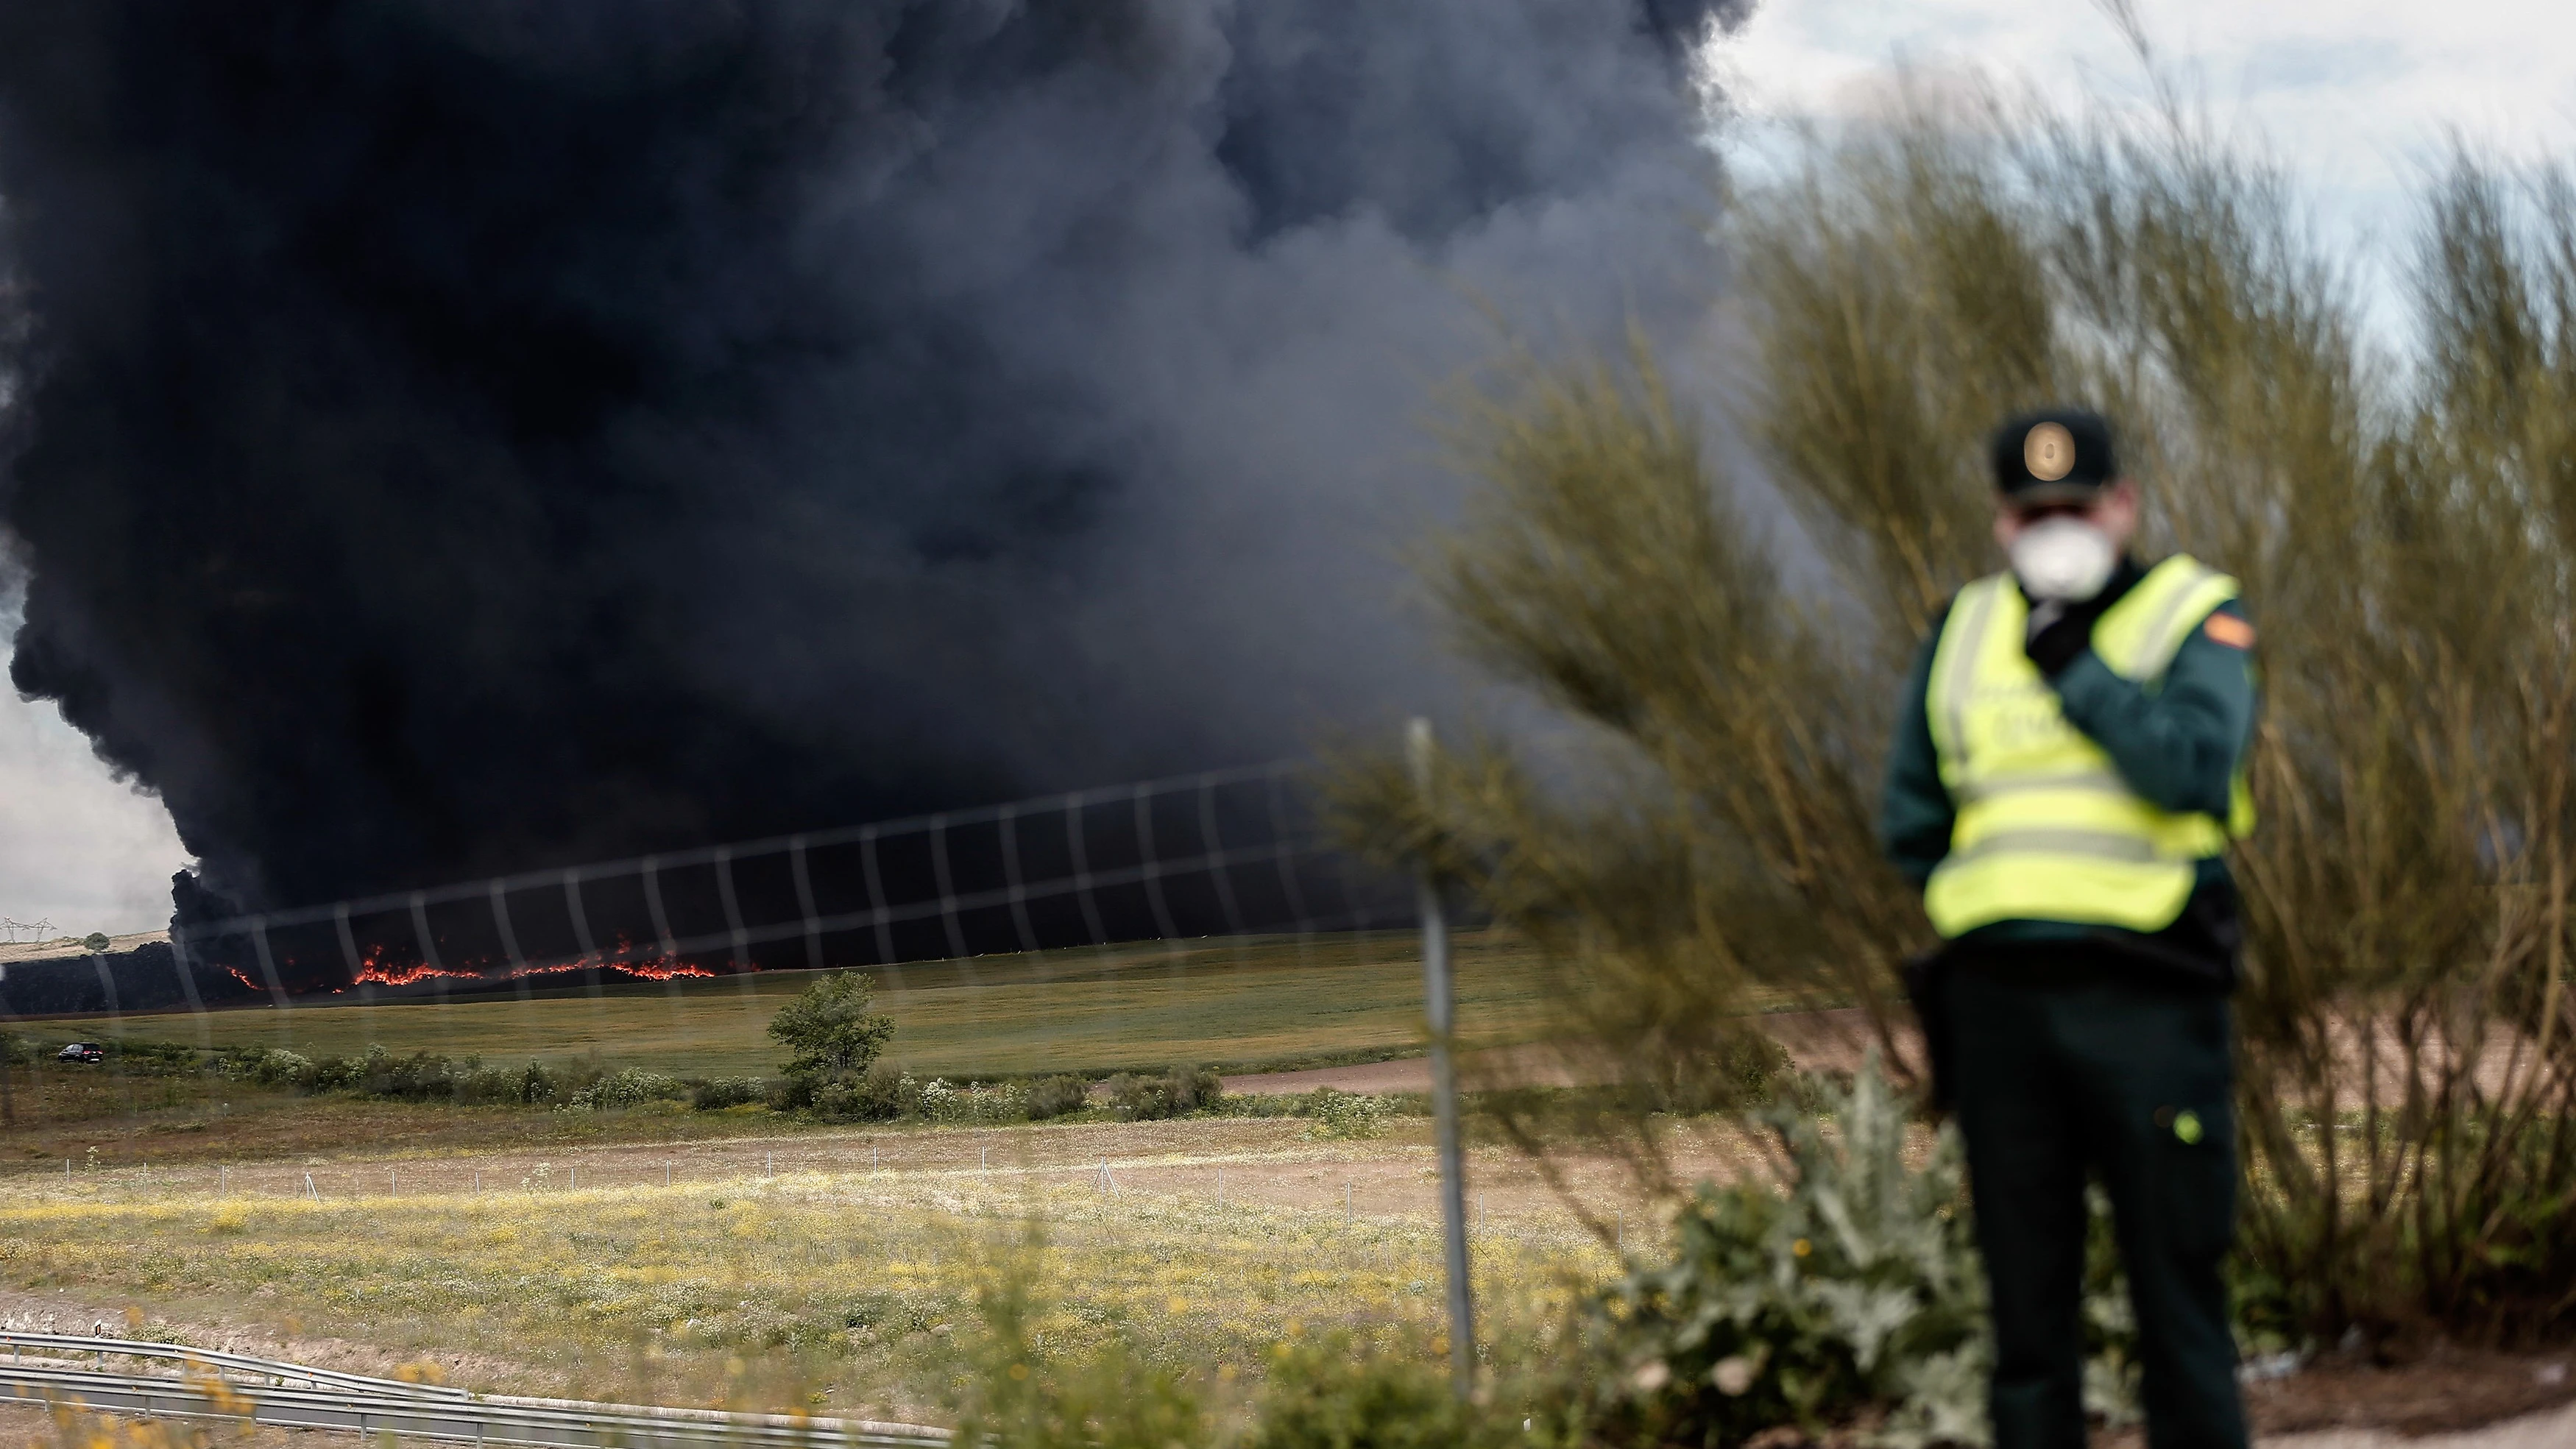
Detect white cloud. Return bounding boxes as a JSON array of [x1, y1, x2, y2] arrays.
[[0, 580, 192, 935], [1709, 0, 2576, 308]]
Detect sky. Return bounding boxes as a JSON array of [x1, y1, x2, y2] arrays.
[[0, 578, 189, 935], [3, 0, 2572, 935], [1701, 0, 2576, 333]]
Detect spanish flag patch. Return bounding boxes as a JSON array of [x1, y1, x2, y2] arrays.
[[2202, 613, 2256, 650]]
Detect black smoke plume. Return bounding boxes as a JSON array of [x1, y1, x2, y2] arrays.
[[0, 1, 1734, 989]]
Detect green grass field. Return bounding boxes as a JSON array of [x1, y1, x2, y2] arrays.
[[46, 931, 1552, 1081]]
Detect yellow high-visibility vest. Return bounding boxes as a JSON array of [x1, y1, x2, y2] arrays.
[[1922, 555, 2255, 938]]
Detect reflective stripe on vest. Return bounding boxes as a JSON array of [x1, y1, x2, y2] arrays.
[[1922, 555, 2252, 938]]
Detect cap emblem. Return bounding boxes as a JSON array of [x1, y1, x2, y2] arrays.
[[2023, 422, 2076, 482]]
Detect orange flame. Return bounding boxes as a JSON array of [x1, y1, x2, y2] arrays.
[[347, 960, 481, 988], [343, 936, 724, 989]]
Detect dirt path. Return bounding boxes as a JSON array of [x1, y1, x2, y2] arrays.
[[1220, 1008, 1900, 1097], [2234, 1347, 2576, 1449], [13, 1113, 1770, 1233], [2262, 1400, 2576, 1448], [1227, 1005, 2550, 1110]]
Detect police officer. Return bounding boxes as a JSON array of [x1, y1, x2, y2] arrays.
[[1880, 409, 2258, 1449]]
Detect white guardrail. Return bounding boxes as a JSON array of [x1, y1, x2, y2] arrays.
[[0, 1331, 952, 1448]]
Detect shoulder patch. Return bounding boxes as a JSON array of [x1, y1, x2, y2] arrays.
[[2201, 612, 2255, 650]]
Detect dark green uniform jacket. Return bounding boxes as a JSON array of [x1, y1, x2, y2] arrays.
[[1880, 558, 2260, 984]]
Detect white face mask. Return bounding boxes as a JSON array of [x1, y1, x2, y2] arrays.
[[2009, 515, 2117, 602]]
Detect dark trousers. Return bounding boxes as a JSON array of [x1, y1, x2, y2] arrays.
[[1944, 968, 2248, 1449]]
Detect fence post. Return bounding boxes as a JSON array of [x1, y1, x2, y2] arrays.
[[1410, 717, 1476, 1397]]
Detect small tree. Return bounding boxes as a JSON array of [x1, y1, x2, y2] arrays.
[[768, 971, 896, 1110]]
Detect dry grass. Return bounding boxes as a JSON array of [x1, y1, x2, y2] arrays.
[[0, 1113, 1769, 1424]]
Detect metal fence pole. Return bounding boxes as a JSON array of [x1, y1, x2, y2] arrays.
[[1410, 717, 1475, 1397]]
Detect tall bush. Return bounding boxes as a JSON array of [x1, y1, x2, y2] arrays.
[[1336, 79, 2576, 1343], [1105, 1065, 1224, 1121], [1024, 1074, 1092, 1121]]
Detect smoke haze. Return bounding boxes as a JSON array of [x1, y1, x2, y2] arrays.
[[0, 0, 1736, 934]]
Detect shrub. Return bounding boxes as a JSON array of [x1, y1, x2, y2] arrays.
[[447, 1058, 533, 1105], [247, 1048, 313, 1088], [1105, 1064, 1224, 1121], [306, 1054, 367, 1091], [99, 1040, 202, 1077], [916, 1077, 1025, 1124], [1588, 1060, 1986, 1448], [689, 1076, 768, 1110], [563, 1068, 684, 1110], [919, 1076, 960, 1120], [1100, 1073, 1148, 1118], [1588, 1060, 2138, 1448], [80, 932, 110, 953], [355, 1045, 461, 1098], [1653, 1031, 1797, 1116], [1250, 1333, 1512, 1449], [202, 1041, 573, 1105], [802, 1060, 908, 1121], [1024, 1074, 1091, 1121], [768, 971, 896, 1107], [513, 1061, 559, 1105], [1302, 1088, 1390, 1141]]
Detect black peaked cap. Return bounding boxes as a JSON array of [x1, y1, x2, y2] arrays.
[[1991, 408, 2117, 503]]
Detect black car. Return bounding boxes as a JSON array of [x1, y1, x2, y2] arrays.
[[55, 1043, 103, 1064]]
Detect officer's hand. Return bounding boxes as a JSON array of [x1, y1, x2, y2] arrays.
[[2025, 607, 2095, 678]]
